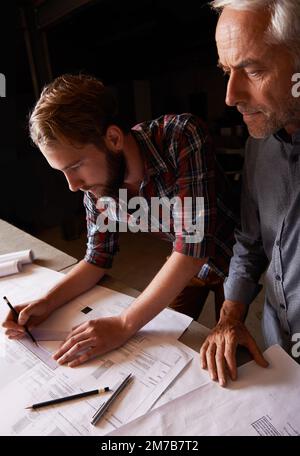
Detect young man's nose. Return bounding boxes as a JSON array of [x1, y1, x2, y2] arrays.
[[64, 172, 84, 192]]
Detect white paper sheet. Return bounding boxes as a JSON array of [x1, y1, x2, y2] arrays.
[[0, 264, 192, 342], [109, 345, 300, 436], [153, 325, 211, 409], [18, 336, 59, 370], [30, 328, 69, 341], [0, 334, 192, 436], [0, 332, 41, 390], [0, 264, 195, 436]]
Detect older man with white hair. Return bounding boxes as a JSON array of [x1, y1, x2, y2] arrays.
[[200, 0, 300, 386]]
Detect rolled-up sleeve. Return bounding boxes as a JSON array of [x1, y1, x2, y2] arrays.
[[83, 192, 119, 269], [224, 140, 268, 306]]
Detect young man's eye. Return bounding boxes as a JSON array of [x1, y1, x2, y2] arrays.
[[70, 163, 81, 170]]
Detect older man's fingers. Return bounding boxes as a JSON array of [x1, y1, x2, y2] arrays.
[[215, 341, 226, 387], [206, 343, 217, 381], [246, 337, 269, 368], [224, 337, 238, 381], [200, 340, 210, 369]]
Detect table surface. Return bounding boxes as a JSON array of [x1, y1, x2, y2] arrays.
[[0, 219, 78, 272], [1, 219, 251, 364]]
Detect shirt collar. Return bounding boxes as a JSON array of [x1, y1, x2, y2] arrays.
[[274, 128, 300, 145], [292, 129, 300, 145], [131, 126, 168, 178]]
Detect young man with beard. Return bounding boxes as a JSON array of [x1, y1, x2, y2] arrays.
[[2, 73, 238, 366]]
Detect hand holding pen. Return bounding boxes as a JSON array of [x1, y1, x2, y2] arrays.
[[2, 296, 51, 341], [2, 296, 38, 344]]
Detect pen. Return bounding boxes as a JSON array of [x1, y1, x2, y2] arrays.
[[91, 373, 133, 426], [3, 296, 38, 345], [25, 386, 110, 410]]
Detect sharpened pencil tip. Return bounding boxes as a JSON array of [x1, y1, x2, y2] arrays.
[[25, 406, 32, 409]]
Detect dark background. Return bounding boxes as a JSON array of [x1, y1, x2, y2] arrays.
[[1, 0, 245, 238]]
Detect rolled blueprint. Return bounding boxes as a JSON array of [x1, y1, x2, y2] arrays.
[[0, 249, 34, 265], [0, 259, 23, 278]]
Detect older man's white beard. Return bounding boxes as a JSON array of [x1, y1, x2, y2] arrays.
[[246, 97, 300, 139]]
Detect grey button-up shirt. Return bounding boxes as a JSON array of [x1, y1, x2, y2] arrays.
[[224, 129, 300, 360]]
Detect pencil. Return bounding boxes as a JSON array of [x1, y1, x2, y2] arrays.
[[3, 296, 38, 345], [25, 387, 110, 410]]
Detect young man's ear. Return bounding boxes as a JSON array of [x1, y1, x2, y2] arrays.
[[104, 125, 124, 152]]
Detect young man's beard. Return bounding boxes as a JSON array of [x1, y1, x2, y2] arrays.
[[99, 149, 127, 199]]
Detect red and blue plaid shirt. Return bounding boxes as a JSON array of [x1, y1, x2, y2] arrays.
[[84, 114, 239, 278]]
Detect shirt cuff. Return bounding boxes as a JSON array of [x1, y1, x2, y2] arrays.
[[84, 253, 114, 269], [173, 234, 215, 259], [224, 274, 263, 306]]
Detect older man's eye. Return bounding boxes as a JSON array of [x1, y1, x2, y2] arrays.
[[247, 70, 263, 78]]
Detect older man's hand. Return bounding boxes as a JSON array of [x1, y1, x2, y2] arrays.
[[200, 310, 268, 387]]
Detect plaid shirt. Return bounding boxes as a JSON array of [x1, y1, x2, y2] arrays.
[[84, 114, 239, 278]]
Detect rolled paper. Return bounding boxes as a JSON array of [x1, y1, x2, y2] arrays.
[[0, 259, 23, 278], [0, 249, 34, 265]]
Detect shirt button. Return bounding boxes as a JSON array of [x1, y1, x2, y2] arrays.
[[284, 330, 289, 336], [275, 275, 281, 281], [276, 240, 280, 246], [280, 303, 285, 309]]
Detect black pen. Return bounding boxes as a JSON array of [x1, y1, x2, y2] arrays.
[[3, 296, 38, 345], [25, 387, 110, 410]]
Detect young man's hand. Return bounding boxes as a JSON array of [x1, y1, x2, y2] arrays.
[[200, 301, 268, 387], [52, 315, 134, 367], [2, 298, 52, 339]]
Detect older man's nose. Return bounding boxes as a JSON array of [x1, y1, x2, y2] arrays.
[[225, 71, 247, 107]]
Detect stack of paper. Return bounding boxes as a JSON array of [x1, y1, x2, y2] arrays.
[[108, 345, 300, 436], [0, 264, 199, 436], [0, 332, 194, 436]]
